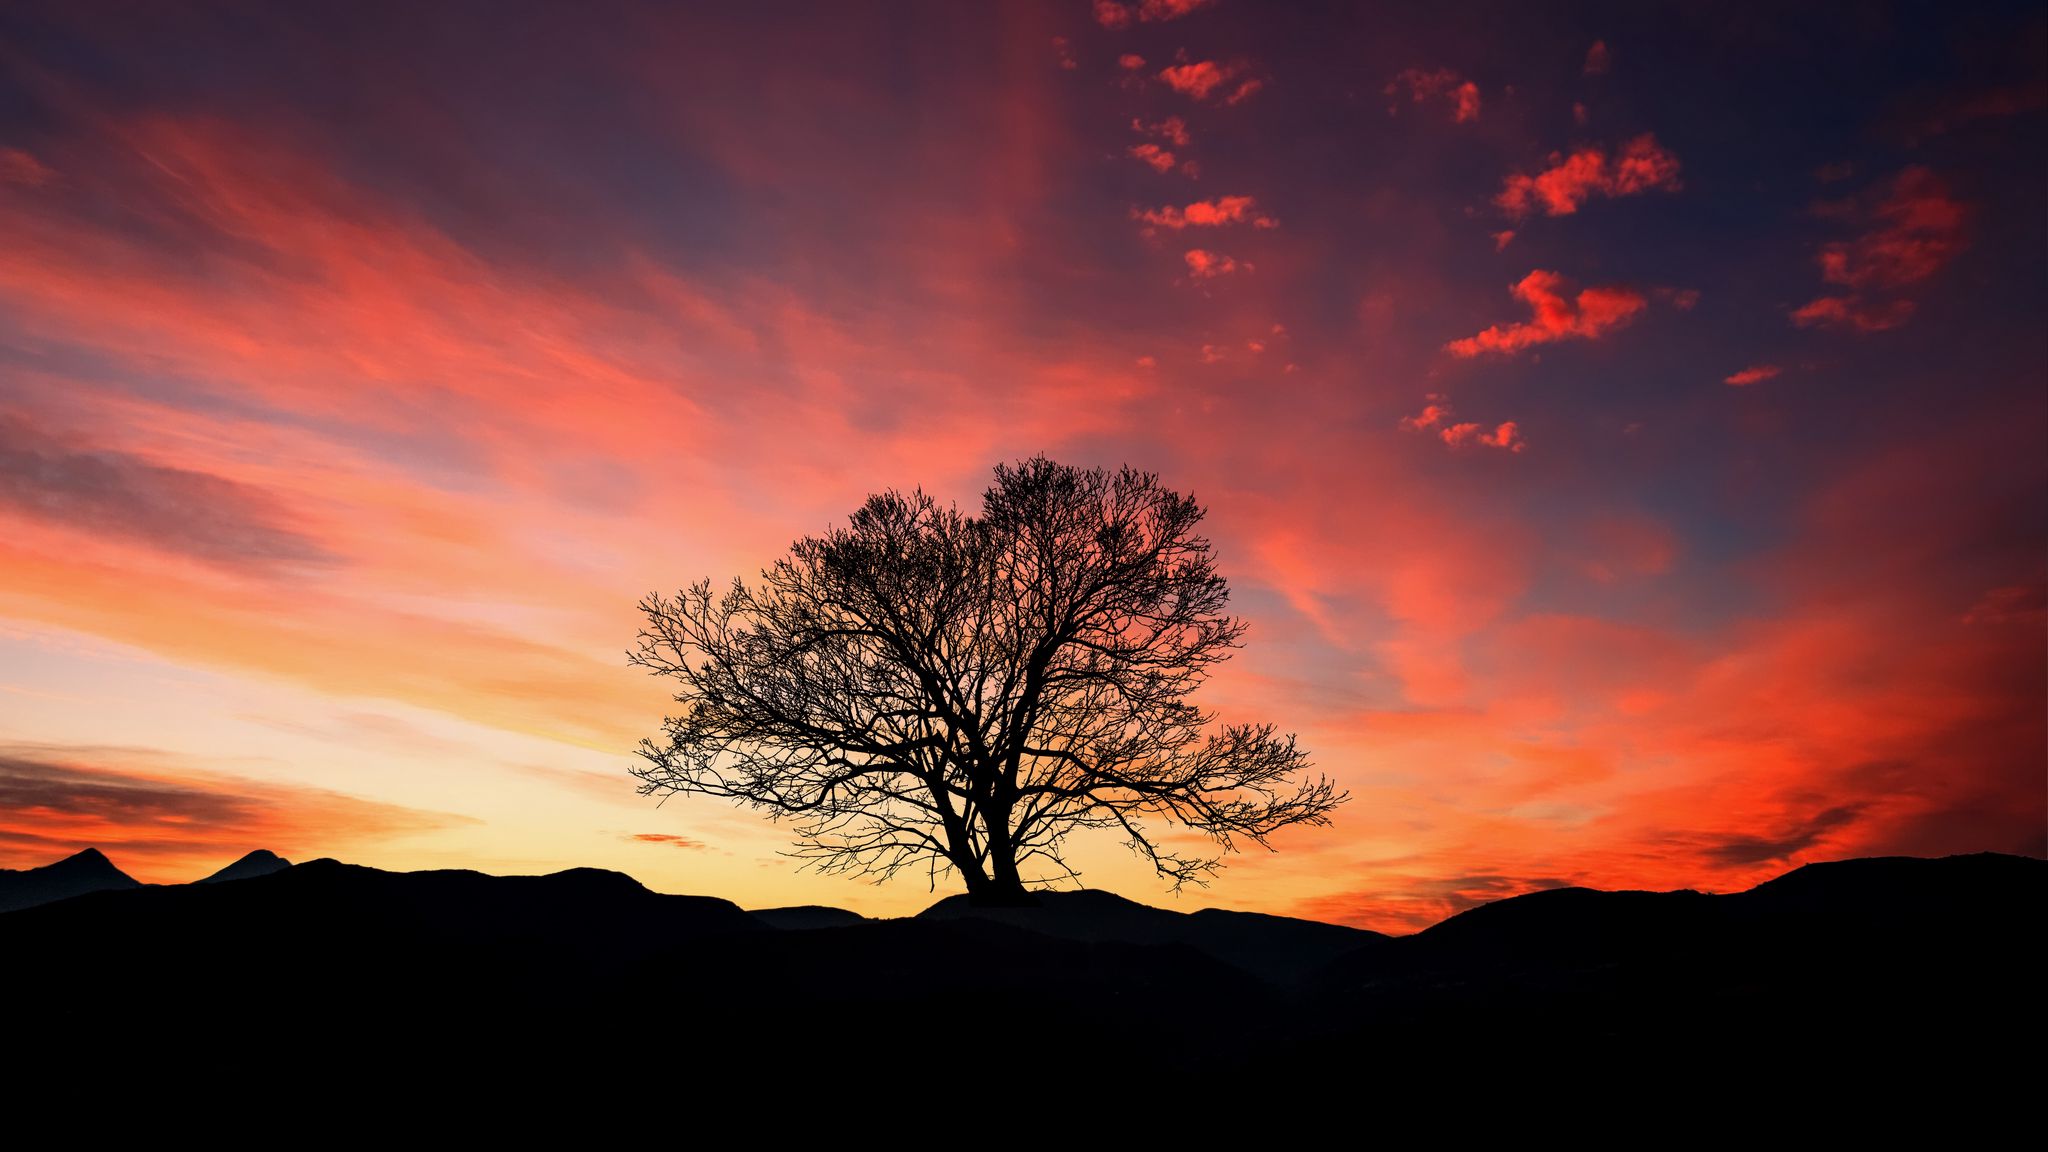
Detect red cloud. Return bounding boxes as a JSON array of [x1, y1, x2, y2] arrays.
[[0, 749, 469, 882], [1385, 68, 1481, 123], [1140, 0, 1215, 18], [1400, 397, 1524, 452], [1118, 54, 1146, 71], [1792, 297, 1915, 331], [627, 832, 708, 849], [1400, 402, 1451, 430], [1659, 287, 1701, 310], [1724, 365, 1782, 386], [1445, 270, 1648, 357], [0, 147, 55, 187], [1132, 116, 1191, 147], [1496, 134, 1682, 219], [1183, 249, 1246, 278], [1793, 167, 1965, 332], [1584, 40, 1611, 76], [1136, 195, 1276, 230], [1159, 60, 1261, 105], [1491, 230, 1515, 251], [1096, 0, 1215, 27], [1441, 421, 1526, 452], [1128, 143, 1177, 173]]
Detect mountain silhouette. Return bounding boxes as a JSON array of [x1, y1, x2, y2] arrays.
[[920, 887, 1384, 981], [750, 904, 867, 930], [1299, 851, 2046, 1074], [0, 847, 140, 913], [2, 849, 2038, 1104], [199, 849, 292, 884]]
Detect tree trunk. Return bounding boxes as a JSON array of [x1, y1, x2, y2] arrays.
[[968, 809, 1036, 907], [973, 855, 1033, 906]]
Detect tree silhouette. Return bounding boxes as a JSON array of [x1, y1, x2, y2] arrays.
[[629, 457, 1344, 905]]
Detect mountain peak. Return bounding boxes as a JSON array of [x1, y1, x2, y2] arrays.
[[0, 847, 141, 913], [199, 849, 293, 885], [55, 847, 128, 878]]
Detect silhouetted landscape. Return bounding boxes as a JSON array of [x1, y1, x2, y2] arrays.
[[5, 847, 2039, 1098], [3, 0, 2044, 1126]]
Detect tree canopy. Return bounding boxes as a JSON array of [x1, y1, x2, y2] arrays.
[[630, 457, 1344, 904]]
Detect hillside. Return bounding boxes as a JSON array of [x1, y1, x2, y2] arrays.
[[1, 850, 2039, 1100]]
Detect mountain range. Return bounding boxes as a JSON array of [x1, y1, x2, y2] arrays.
[[2, 848, 2038, 1102]]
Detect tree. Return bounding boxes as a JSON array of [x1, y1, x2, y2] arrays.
[[629, 457, 1345, 905]]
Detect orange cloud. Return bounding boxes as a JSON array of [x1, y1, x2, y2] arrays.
[[0, 111, 1165, 759], [0, 414, 335, 570], [1584, 40, 1611, 76], [1136, 195, 1276, 230], [1385, 68, 1481, 123], [1496, 134, 1682, 219], [1793, 167, 1966, 333], [627, 832, 708, 849], [1159, 60, 1261, 105], [1183, 248, 1246, 278], [1128, 143, 1177, 173], [1445, 270, 1647, 357], [1724, 365, 1782, 386], [0, 748, 469, 883]]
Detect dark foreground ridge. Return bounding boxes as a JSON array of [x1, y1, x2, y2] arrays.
[[2, 851, 2040, 1101]]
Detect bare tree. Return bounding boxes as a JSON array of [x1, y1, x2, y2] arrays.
[[629, 457, 1344, 905]]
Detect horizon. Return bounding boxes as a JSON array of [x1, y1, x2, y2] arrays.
[[21, 841, 2028, 933], [1, 1, 2043, 934]]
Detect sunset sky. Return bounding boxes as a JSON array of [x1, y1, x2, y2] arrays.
[[1, 1, 2041, 931]]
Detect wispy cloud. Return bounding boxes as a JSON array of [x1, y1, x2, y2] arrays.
[[1385, 68, 1481, 123], [0, 748, 470, 881], [1793, 167, 1967, 332]]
